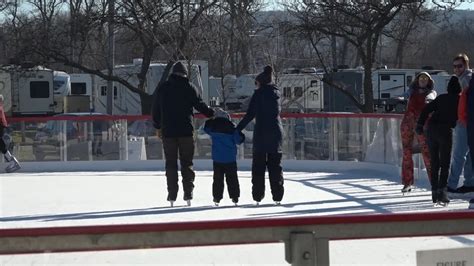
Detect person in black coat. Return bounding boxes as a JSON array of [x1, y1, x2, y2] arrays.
[[152, 62, 215, 205], [236, 65, 284, 204], [416, 75, 461, 205]]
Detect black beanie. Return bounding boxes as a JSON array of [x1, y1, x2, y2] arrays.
[[172, 62, 188, 76], [255, 65, 273, 85], [447, 75, 461, 94]]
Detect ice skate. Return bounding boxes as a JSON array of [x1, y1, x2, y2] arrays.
[[255, 201, 260, 206], [213, 200, 220, 207], [169, 200, 175, 207], [275, 201, 281, 205], [186, 200, 192, 207], [232, 198, 238, 206], [437, 188, 450, 207], [4, 151, 20, 173], [469, 199, 474, 210], [401, 184, 413, 195]]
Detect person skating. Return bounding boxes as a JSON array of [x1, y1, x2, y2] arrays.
[[416, 76, 461, 206], [203, 108, 244, 206], [236, 65, 284, 205], [0, 95, 20, 173], [400, 72, 436, 194], [151, 62, 215, 206]]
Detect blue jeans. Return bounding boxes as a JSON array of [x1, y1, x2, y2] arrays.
[[447, 123, 473, 189]]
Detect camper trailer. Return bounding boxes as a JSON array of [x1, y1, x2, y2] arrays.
[[93, 59, 206, 115], [223, 73, 324, 112], [278, 73, 324, 112], [66, 73, 95, 113], [0, 67, 56, 116], [53, 71, 71, 114], [323, 68, 451, 112]]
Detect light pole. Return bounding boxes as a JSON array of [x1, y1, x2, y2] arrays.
[[106, 0, 115, 115]]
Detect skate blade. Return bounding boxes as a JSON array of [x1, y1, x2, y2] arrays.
[[186, 200, 191, 207], [434, 202, 449, 208], [169, 201, 175, 207], [5, 165, 21, 173]]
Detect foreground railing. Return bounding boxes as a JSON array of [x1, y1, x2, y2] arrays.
[[8, 113, 406, 166], [1, 211, 474, 265]]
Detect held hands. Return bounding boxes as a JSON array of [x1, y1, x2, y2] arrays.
[[156, 129, 162, 139], [415, 124, 424, 135]]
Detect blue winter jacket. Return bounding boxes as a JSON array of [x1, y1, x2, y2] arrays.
[[236, 84, 283, 153], [204, 117, 245, 163]]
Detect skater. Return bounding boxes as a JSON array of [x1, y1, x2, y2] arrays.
[[400, 72, 436, 194], [400, 72, 436, 193], [236, 65, 284, 205], [152, 62, 215, 206], [447, 53, 473, 195], [0, 95, 20, 173], [203, 108, 244, 206], [416, 76, 461, 206]]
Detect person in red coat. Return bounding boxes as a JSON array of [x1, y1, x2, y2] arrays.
[[400, 72, 436, 193], [0, 95, 20, 173]]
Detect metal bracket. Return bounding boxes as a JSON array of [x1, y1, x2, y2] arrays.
[[285, 232, 329, 266]]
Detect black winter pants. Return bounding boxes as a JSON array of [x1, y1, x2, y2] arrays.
[[162, 137, 195, 201], [0, 127, 6, 154], [212, 161, 240, 202], [426, 125, 453, 190], [252, 152, 284, 202]]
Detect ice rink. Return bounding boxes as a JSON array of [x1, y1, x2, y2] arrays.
[[1, 160, 473, 265]]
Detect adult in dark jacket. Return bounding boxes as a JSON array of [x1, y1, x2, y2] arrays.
[[416, 76, 461, 205], [152, 62, 215, 206], [236, 65, 284, 204], [467, 75, 474, 193]]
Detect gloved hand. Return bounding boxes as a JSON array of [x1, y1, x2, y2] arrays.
[[415, 124, 424, 135], [156, 129, 162, 139]]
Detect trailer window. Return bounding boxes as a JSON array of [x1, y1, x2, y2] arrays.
[[30, 81, 50, 98], [100, 86, 118, 99], [294, 87, 303, 97], [380, 75, 390, 81], [71, 83, 87, 95], [310, 80, 318, 87], [283, 87, 291, 98]]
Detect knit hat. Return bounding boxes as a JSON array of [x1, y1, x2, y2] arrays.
[[255, 65, 273, 85], [214, 107, 230, 120], [447, 75, 461, 94], [172, 62, 188, 76]]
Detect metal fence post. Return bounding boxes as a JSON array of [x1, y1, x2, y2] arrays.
[[285, 232, 329, 266]]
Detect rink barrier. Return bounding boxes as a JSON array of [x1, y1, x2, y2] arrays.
[[1, 211, 474, 266], [8, 112, 403, 123]]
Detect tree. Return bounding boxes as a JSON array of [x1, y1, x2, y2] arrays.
[[287, 0, 423, 112]]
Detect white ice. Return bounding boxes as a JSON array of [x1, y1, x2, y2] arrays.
[[0, 160, 473, 265]]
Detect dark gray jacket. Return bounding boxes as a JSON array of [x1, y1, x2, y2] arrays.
[[152, 74, 214, 138], [236, 84, 283, 153]]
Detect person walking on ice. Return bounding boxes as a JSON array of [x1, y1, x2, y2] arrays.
[[416, 76, 461, 207], [0, 95, 20, 173], [203, 108, 245, 206]]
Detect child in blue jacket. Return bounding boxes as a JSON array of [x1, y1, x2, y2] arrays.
[[204, 108, 244, 206]]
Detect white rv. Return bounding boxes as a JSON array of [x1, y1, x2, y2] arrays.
[[324, 68, 452, 112], [53, 71, 71, 114], [278, 73, 324, 112], [94, 59, 206, 115], [223, 73, 324, 112], [0, 67, 56, 116]]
